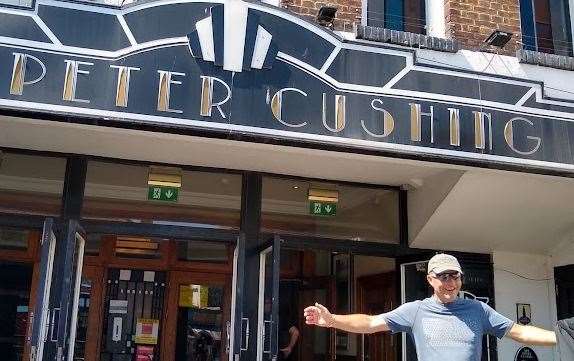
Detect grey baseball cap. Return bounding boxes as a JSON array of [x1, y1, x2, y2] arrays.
[[427, 253, 463, 274]]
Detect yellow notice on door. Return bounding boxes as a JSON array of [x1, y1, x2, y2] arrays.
[[179, 285, 208, 308], [135, 318, 159, 345]]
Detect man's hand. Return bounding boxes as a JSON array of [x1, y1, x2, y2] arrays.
[[280, 346, 292, 358], [304, 303, 334, 328]]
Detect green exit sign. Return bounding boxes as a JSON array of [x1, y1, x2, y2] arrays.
[[309, 201, 337, 216], [148, 186, 179, 202]]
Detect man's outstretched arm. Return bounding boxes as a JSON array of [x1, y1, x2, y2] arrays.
[[304, 303, 390, 334], [506, 324, 557, 346]]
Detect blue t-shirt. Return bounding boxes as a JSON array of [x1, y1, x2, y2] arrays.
[[380, 297, 514, 361]]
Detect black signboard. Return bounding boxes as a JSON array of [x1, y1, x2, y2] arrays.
[[1, 1, 574, 173], [515, 347, 539, 361]]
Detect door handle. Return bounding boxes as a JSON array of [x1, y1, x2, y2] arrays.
[[225, 321, 231, 354], [263, 320, 273, 354], [50, 308, 60, 342], [26, 312, 34, 343], [240, 317, 250, 352]]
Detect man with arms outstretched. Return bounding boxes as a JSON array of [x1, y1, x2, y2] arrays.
[[304, 254, 556, 361]]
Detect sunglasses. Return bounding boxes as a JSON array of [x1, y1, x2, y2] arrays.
[[431, 272, 462, 282]]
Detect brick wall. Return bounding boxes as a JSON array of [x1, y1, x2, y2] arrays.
[[281, 0, 361, 32], [444, 0, 521, 54], [281, 0, 522, 55]]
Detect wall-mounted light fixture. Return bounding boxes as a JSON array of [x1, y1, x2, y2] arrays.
[[147, 167, 182, 188], [308, 188, 339, 203], [484, 30, 513, 49], [317, 6, 337, 28]]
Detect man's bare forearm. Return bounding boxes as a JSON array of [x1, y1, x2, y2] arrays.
[[509, 324, 557, 346], [329, 314, 382, 334]]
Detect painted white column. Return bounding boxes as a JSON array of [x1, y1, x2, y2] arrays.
[[426, 0, 446, 38]]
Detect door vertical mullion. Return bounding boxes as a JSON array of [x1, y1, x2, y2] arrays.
[[270, 236, 281, 360]]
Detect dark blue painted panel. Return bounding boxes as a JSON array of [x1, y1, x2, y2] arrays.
[[385, 0, 404, 31], [38, 6, 130, 51], [124, 3, 213, 43], [0, 13, 51, 43], [519, 0, 536, 51], [0, 43, 573, 168], [211, 5, 224, 67], [326, 49, 406, 87], [394, 71, 531, 104], [253, 10, 335, 69]]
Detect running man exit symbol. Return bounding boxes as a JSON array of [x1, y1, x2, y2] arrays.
[[147, 186, 179, 202], [309, 201, 337, 216]]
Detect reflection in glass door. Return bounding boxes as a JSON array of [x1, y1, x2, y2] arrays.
[[0, 262, 34, 361], [257, 238, 280, 361], [176, 284, 225, 361], [165, 271, 230, 361]]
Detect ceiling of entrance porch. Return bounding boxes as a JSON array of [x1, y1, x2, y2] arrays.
[[0, 115, 448, 186], [410, 170, 574, 255]]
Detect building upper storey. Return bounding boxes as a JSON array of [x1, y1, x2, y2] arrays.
[[3, 0, 572, 103], [2, 0, 572, 59]]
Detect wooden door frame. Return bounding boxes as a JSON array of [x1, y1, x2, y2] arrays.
[[162, 271, 232, 361], [80, 265, 105, 361]]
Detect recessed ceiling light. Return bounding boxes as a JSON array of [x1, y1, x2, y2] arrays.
[[293, 186, 299, 189]]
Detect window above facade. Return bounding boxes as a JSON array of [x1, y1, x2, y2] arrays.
[[261, 177, 400, 243], [0, 152, 65, 216], [82, 161, 242, 229], [366, 0, 426, 34], [520, 0, 573, 55]]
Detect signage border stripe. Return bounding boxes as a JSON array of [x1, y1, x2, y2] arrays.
[[320, 45, 341, 73], [116, 14, 137, 46], [31, 14, 61, 45]]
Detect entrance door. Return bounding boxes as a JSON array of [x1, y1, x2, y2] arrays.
[[100, 269, 167, 361], [164, 271, 231, 361], [29, 219, 57, 361], [257, 237, 280, 361], [357, 272, 396, 361]]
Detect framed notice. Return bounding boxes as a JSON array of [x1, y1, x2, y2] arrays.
[[516, 303, 532, 325], [135, 319, 159, 345]]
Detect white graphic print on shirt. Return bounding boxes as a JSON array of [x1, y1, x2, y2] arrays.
[[421, 315, 482, 347]]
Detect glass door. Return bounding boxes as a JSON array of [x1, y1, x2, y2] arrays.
[[230, 234, 245, 361], [256, 236, 280, 361], [65, 225, 86, 361], [29, 219, 57, 361]]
